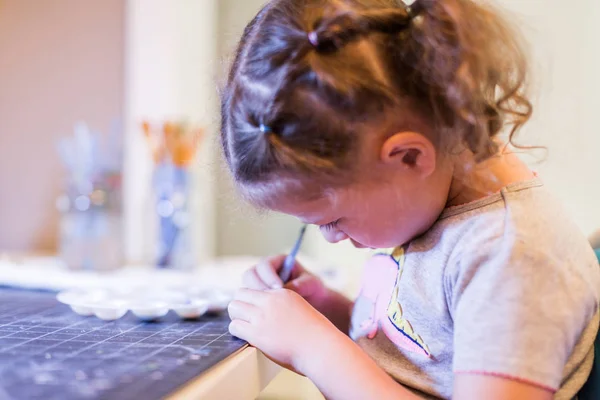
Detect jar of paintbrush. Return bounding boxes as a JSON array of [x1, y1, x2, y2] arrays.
[[56, 122, 123, 271], [142, 121, 203, 270]]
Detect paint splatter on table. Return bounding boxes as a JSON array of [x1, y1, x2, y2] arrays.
[[0, 288, 245, 399]]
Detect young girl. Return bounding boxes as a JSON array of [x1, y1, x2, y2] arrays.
[[220, 0, 600, 398]]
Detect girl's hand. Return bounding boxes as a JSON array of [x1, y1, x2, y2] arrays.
[[242, 255, 328, 309], [227, 287, 337, 373]]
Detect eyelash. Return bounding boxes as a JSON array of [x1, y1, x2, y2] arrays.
[[321, 219, 340, 230]]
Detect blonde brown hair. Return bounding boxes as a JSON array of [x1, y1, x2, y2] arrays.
[[221, 0, 531, 197]]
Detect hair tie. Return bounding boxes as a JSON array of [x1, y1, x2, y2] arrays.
[[259, 124, 272, 134], [308, 31, 319, 47], [406, 0, 426, 19]]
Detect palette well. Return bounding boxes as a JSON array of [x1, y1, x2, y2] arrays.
[[57, 288, 231, 322]]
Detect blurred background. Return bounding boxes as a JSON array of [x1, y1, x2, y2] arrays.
[[0, 0, 599, 275], [1, 1, 599, 399]]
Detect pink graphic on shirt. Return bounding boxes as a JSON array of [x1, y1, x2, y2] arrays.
[[357, 248, 431, 357], [358, 255, 397, 337]]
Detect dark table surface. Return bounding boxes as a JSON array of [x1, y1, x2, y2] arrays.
[[0, 287, 245, 400]]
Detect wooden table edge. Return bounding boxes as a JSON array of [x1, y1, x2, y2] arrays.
[[167, 346, 281, 400]]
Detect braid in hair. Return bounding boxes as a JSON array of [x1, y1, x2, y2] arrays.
[[307, 5, 414, 53]]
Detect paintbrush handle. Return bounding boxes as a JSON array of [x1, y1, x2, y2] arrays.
[[279, 225, 307, 284]]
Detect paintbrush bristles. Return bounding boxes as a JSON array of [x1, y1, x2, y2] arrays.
[[142, 120, 204, 167]]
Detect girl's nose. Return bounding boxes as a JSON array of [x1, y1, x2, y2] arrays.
[[319, 226, 348, 243]]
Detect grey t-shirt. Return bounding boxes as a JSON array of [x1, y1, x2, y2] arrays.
[[350, 179, 600, 399]]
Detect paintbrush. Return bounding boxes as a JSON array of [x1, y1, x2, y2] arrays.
[[279, 225, 307, 284]]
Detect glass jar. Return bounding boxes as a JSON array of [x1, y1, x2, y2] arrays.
[[57, 174, 123, 271]]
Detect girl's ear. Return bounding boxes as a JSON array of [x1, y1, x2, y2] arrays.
[[380, 132, 437, 177]]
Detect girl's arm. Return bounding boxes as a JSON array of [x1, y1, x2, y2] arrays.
[[301, 326, 421, 400], [229, 287, 419, 400], [454, 374, 554, 400], [229, 288, 554, 400], [308, 287, 354, 334], [305, 331, 554, 400]]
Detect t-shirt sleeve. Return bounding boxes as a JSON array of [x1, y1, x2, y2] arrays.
[[447, 229, 599, 391]]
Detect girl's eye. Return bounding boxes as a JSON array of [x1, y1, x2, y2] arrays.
[[321, 219, 340, 231]]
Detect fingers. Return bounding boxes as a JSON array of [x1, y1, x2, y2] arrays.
[[242, 268, 270, 290], [228, 288, 278, 343], [233, 287, 269, 306], [287, 274, 322, 298], [228, 290, 265, 341], [242, 255, 287, 290], [288, 260, 307, 281], [254, 255, 308, 288], [228, 319, 253, 341], [256, 255, 286, 289], [227, 300, 258, 323]]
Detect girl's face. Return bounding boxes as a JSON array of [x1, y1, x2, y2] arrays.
[[268, 132, 454, 249]]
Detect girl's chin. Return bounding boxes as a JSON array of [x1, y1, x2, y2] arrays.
[[350, 239, 372, 249]]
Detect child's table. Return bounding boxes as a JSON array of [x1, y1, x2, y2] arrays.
[[0, 287, 280, 399]]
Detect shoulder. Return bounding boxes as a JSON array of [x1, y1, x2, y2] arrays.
[[439, 183, 594, 266], [434, 184, 600, 307], [428, 183, 600, 394]]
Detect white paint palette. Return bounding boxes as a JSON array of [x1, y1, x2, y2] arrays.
[[57, 288, 232, 321]]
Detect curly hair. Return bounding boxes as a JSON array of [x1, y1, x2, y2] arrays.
[[221, 0, 531, 201]]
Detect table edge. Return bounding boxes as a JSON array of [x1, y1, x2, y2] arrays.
[[167, 346, 281, 400]]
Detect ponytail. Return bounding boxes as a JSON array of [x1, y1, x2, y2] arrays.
[[401, 0, 531, 157]]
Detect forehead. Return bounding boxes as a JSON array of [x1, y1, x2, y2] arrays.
[[239, 177, 338, 219], [240, 172, 327, 204], [269, 193, 335, 224]]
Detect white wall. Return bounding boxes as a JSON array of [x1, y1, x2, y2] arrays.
[[0, 0, 124, 252], [498, 0, 600, 236], [124, 0, 218, 264], [578, 0, 600, 236]]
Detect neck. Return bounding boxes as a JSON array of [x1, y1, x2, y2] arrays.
[[446, 146, 535, 208]]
